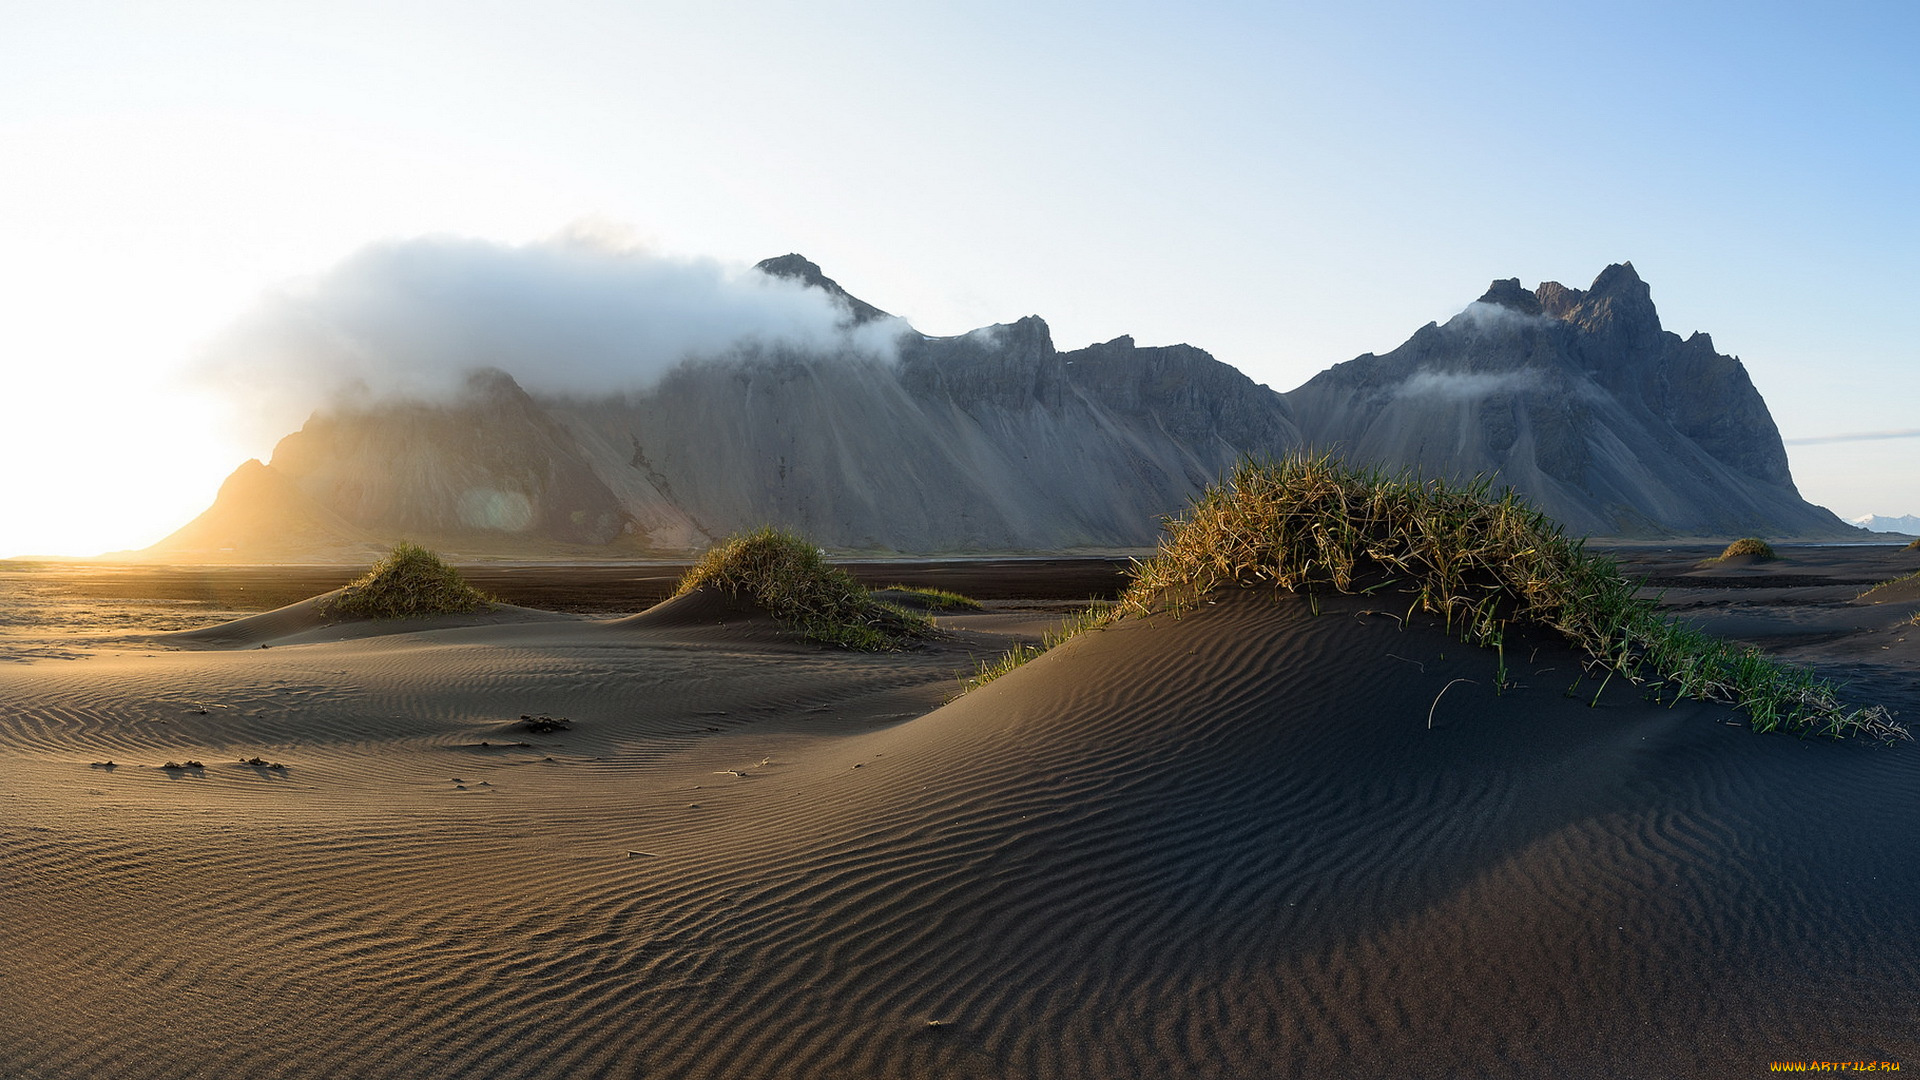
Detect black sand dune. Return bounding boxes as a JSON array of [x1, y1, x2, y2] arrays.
[[4, 566, 1917, 1078], [163, 593, 571, 649]]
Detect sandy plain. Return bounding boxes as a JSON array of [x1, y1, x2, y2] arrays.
[[2, 546, 1917, 1079]]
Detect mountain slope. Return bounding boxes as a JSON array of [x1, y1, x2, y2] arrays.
[[143, 257, 1851, 560], [551, 315, 1302, 551], [1283, 263, 1848, 537]]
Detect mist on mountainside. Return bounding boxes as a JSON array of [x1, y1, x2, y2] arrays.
[[192, 231, 908, 445]]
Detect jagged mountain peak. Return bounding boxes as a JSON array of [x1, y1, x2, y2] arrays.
[[1475, 278, 1545, 316], [1536, 262, 1661, 342], [753, 253, 892, 325], [144, 259, 1851, 560], [1285, 261, 1840, 538]]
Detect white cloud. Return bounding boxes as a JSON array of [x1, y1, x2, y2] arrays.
[[192, 230, 906, 440], [1394, 368, 1541, 401], [1447, 301, 1554, 332]]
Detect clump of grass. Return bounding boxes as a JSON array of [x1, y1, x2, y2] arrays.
[[1718, 537, 1777, 561], [1906, 537, 1920, 552], [880, 585, 984, 611], [965, 604, 1112, 691], [320, 542, 494, 619], [678, 527, 926, 650], [1858, 568, 1920, 605], [1109, 455, 1904, 742]]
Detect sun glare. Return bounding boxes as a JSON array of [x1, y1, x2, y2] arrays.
[[4, 369, 243, 559]]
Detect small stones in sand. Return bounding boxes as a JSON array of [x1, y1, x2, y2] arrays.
[[160, 760, 204, 770], [89, 761, 116, 769], [477, 740, 533, 749], [239, 757, 287, 770], [518, 714, 572, 734]]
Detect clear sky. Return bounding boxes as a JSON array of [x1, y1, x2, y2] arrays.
[[3, 0, 1915, 557]]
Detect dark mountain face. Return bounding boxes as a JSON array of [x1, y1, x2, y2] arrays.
[[754, 254, 893, 326], [1283, 263, 1844, 538], [145, 259, 1849, 560], [549, 323, 1303, 552]]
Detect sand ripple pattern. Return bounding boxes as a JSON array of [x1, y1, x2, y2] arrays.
[[4, 591, 1918, 1078]]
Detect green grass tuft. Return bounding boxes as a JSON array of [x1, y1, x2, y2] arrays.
[[678, 527, 927, 650], [319, 542, 494, 620], [1103, 455, 1904, 742], [879, 585, 984, 611], [1906, 537, 1920, 552], [965, 604, 1112, 692], [1718, 537, 1777, 561]]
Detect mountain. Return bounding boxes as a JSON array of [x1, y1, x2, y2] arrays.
[[1852, 513, 1920, 536], [147, 457, 381, 559], [144, 257, 1851, 560], [1283, 263, 1846, 538], [150, 256, 1301, 558]]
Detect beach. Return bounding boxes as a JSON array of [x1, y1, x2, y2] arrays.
[[3, 547, 1916, 1078]]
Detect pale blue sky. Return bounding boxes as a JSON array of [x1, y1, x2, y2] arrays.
[[2, 1, 1915, 555]]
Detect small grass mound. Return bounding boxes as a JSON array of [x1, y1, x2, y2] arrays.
[[320, 542, 495, 619], [879, 585, 984, 611], [678, 527, 926, 650], [1098, 455, 1902, 742], [1717, 537, 1777, 561], [1906, 537, 1920, 551]]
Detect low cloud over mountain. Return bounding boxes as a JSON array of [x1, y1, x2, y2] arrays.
[[148, 255, 1850, 559]]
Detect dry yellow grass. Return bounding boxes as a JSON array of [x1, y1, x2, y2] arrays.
[[678, 527, 926, 649], [319, 542, 494, 619]]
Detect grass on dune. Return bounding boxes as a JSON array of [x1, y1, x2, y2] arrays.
[[1857, 568, 1920, 628], [968, 455, 1904, 742], [1717, 537, 1777, 561], [1907, 537, 1920, 552], [879, 585, 984, 611], [678, 527, 927, 650], [319, 542, 495, 619], [964, 603, 1109, 691]]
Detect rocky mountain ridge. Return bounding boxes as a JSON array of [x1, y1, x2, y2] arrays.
[[1283, 262, 1835, 537], [1852, 513, 1920, 536], [145, 257, 1851, 559]]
